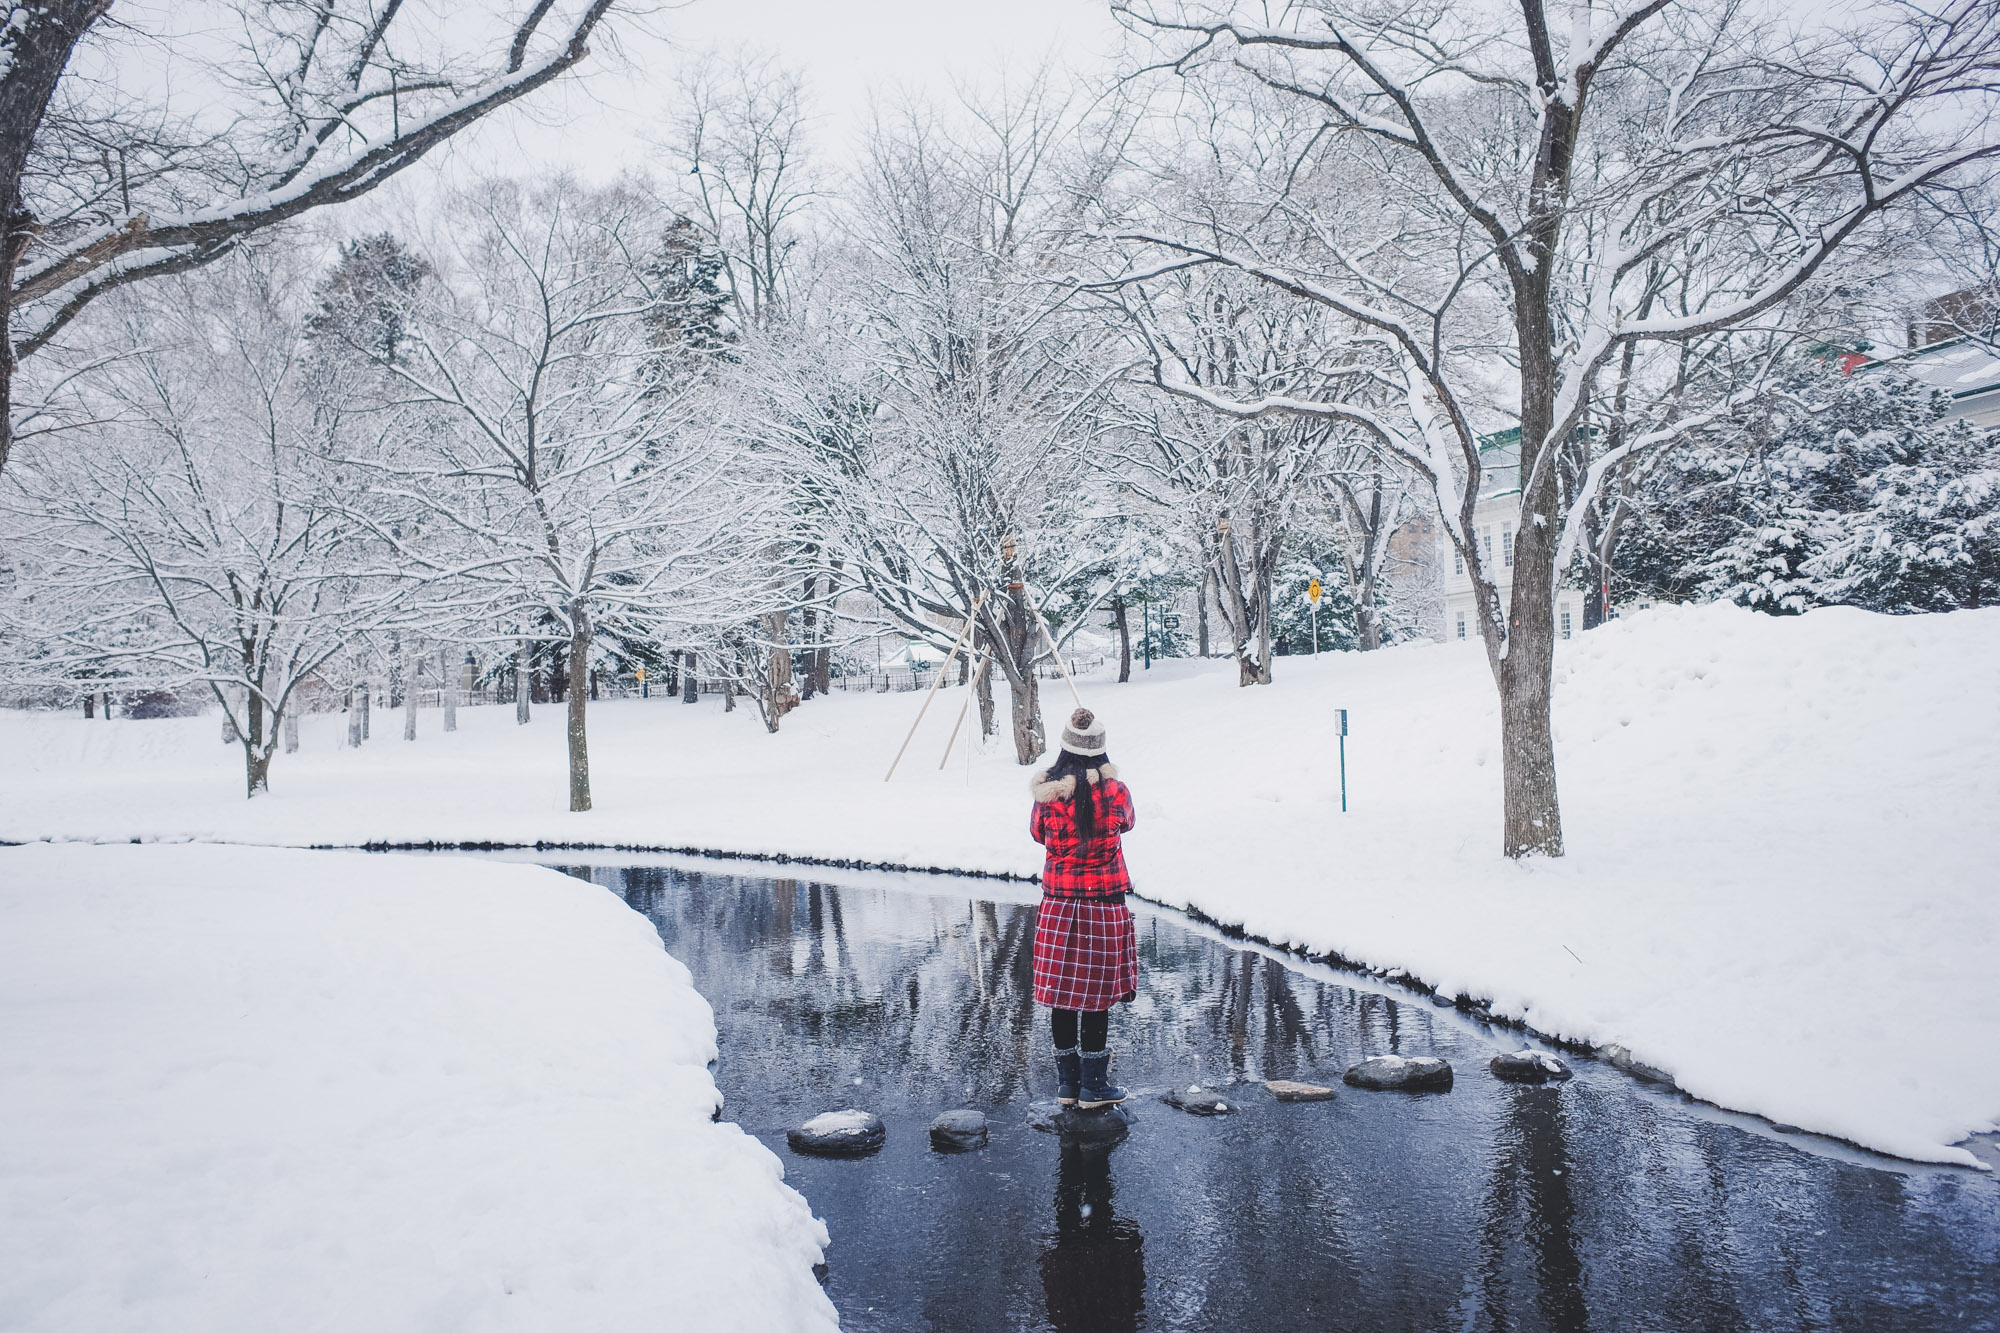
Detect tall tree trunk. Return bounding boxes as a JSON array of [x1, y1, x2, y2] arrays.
[[998, 547, 1044, 764], [1113, 595, 1131, 683], [347, 684, 363, 747], [682, 651, 698, 703], [244, 743, 272, 798], [810, 566, 838, 696], [515, 640, 532, 724], [1197, 567, 1213, 657], [441, 649, 458, 733], [0, 2, 111, 486], [245, 675, 268, 794], [566, 602, 592, 812], [975, 629, 996, 740], [284, 706, 299, 754], [799, 577, 820, 701], [761, 609, 793, 733], [359, 680, 371, 741], [1494, 322, 1565, 857], [403, 644, 420, 741], [1252, 557, 1273, 685]]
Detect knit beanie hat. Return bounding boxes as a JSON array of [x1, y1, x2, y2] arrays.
[[1060, 707, 1107, 757]]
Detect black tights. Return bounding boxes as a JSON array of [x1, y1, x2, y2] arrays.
[[1050, 1008, 1109, 1053]]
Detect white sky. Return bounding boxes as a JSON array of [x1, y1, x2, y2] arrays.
[[439, 0, 1128, 182]]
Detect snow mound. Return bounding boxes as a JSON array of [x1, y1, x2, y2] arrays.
[[0, 844, 838, 1333]]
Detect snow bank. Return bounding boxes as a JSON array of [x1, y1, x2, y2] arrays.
[[0, 843, 837, 1333], [2, 602, 1996, 1166]]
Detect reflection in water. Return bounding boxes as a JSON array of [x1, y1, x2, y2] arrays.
[[568, 863, 2000, 1333], [1042, 1138, 1146, 1333]]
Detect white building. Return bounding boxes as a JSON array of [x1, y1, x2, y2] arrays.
[[1440, 432, 1608, 645], [1855, 335, 2000, 430]]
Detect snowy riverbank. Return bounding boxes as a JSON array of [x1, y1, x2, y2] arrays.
[[0, 843, 838, 1333], [3, 601, 1997, 1166]]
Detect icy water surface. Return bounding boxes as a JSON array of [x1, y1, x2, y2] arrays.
[[553, 859, 1998, 1333]]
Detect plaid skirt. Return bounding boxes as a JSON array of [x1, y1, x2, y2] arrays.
[[1032, 895, 1138, 1011]]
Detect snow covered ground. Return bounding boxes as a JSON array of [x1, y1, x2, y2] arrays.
[[2, 602, 1997, 1166], [0, 843, 838, 1333]]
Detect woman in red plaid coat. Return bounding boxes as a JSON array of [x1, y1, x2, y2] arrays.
[[1032, 707, 1137, 1110]]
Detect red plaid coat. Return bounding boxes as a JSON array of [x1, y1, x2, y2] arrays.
[[1031, 766, 1139, 1011]]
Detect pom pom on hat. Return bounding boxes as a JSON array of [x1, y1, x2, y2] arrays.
[[1060, 707, 1107, 757]]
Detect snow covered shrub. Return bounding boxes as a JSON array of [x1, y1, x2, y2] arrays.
[[1618, 362, 2000, 614]]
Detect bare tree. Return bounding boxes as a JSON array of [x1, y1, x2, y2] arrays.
[[837, 79, 1105, 763], [660, 48, 819, 333], [1112, 0, 2000, 856], [352, 177, 756, 810], [0, 248, 394, 796], [2, 0, 620, 481]]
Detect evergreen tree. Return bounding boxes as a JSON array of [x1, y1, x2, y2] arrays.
[[307, 234, 430, 365], [1619, 361, 2000, 614], [644, 218, 734, 361]]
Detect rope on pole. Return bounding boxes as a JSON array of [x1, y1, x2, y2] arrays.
[[938, 650, 991, 769], [884, 595, 984, 783]]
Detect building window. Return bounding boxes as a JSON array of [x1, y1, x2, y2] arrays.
[[1503, 525, 1514, 568], [1560, 604, 1572, 639], [1483, 528, 1493, 563], [1453, 546, 1463, 575], [1455, 613, 1466, 640]]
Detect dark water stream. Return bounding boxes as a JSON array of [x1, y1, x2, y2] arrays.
[[544, 858, 1998, 1333]]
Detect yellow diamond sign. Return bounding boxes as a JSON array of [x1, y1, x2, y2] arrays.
[[1307, 579, 1322, 603]]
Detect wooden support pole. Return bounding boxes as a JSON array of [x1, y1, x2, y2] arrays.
[[1032, 603, 1084, 711], [939, 650, 991, 769], [884, 597, 983, 783]]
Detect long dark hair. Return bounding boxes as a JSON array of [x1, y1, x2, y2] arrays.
[[1047, 748, 1111, 844]]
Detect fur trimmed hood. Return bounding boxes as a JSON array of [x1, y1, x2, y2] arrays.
[[1031, 762, 1117, 803]]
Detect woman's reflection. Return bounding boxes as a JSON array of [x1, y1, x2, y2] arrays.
[[1040, 1136, 1146, 1333]]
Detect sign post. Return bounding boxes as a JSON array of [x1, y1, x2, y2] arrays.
[[1307, 578, 1323, 654], [1335, 707, 1348, 813], [636, 665, 647, 699]]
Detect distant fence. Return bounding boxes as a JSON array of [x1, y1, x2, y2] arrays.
[[825, 656, 1104, 694], [10, 655, 1110, 716]]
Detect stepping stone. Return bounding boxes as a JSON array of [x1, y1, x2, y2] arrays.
[[929, 1109, 990, 1152], [1028, 1098, 1138, 1143], [1163, 1086, 1234, 1115], [1490, 1050, 1574, 1084], [1596, 1043, 1676, 1087], [1266, 1079, 1336, 1102], [787, 1109, 886, 1157], [1343, 1055, 1454, 1092]]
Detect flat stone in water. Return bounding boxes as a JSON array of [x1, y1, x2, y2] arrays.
[[1490, 1050, 1574, 1084], [787, 1108, 886, 1157], [1343, 1055, 1454, 1093], [1163, 1086, 1234, 1115], [1265, 1079, 1336, 1102], [1028, 1098, 1137, 1143], [1596, 1042, 1676, 1087], [929, 1109, 990, 1152]]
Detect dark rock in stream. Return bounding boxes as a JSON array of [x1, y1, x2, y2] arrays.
[[787, 1109, 886, 1157], [1596, 1043, 1677, 1088], [1343, 1056, 1454, 1092], [929, 1109, 990, 1152], [1028, 1098, 1136, 1144], [1490, 1050, 1574, 1084], [1163, 1086, 1235, 1115]]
